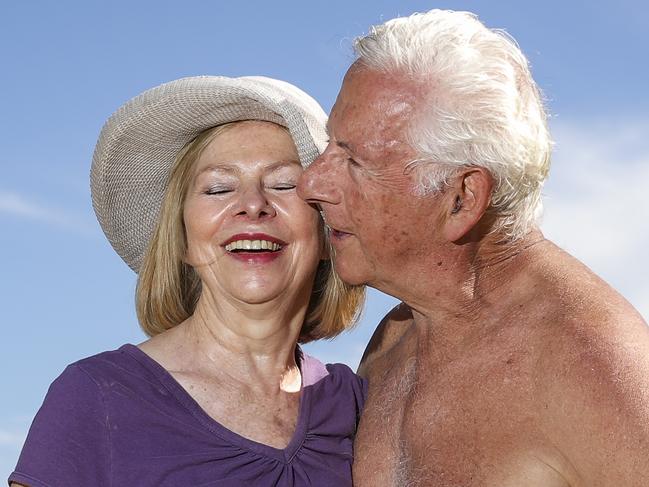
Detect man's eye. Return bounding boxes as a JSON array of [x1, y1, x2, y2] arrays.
[[347, 157, 360, 167]]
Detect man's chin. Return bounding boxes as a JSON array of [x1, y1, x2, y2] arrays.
[[332, 258, 369, 287]]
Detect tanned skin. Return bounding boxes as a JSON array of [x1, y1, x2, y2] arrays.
[[298, 64, 649, 486]]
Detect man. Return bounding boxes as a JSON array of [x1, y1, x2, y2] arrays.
[[297, 9, 649, 487]]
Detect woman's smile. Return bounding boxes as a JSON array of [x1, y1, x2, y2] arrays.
[[183, 120, 322, 304], [223, 232, 287, 264]]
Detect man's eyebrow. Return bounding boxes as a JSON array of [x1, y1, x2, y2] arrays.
[[326, 123, 355, 154], [336, 140, 354, 153]]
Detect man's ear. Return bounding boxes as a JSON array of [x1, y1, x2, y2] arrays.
[[442, 167, 493, 242]]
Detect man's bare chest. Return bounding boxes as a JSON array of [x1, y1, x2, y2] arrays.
[[354, 351, 571, 487]]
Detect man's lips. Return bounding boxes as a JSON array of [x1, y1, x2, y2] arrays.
[[331, 232, 351, 239], [328, 227, 353, 240], [319, 212, 352, 240]]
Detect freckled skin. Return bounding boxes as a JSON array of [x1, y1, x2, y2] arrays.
[[298, 66, 649, 486], [298, 65, 452, 300], [148, 122, 320, 449]]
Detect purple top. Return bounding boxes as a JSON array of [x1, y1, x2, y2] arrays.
[[9, 345, 367, 487]]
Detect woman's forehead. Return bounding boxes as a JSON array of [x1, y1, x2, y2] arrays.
[[194, 159, 302, 177]]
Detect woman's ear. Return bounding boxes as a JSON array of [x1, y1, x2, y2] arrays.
[[442, 167, 493, 242]]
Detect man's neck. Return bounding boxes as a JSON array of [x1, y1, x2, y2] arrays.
[[386, 230, 547, 351]]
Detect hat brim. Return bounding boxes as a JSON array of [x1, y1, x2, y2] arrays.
[[90, 76, 327, 272]]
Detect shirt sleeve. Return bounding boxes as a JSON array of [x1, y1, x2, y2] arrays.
[[322, 363, 368, 430], [8, 364, 111, 487]]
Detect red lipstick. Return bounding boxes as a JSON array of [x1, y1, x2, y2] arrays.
[[222, 233, 287, 247], [222, 232, 286, 264]]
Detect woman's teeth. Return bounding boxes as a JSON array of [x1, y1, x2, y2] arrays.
[[225, 240, 282, 252]]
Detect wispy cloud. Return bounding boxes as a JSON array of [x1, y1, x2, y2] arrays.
[[542, 120, 649, 319], [0, 427, 27, 476], [0, 430, 26, 449], [0, 190, 96, 236]]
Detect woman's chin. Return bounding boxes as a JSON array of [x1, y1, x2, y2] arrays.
[[226, 284, 287, 306]]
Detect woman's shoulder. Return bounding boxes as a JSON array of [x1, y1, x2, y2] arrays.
[[8, 351, 121, 486], [298, 352, 367, 448], [47, 344, 162, 402], [72, 343, 139, 365], [300, 350, 358, 383], [300, 351, 368, 408], [55, 344, 140, 383]]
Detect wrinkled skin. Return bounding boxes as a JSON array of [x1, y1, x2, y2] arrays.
[[298, 65, 456, 302], [298, 65, 649, 487], [146, 121, 323, 450], [184, 120, 322, 310]]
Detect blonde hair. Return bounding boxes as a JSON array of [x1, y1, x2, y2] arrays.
[[136, 122, 364, 342]]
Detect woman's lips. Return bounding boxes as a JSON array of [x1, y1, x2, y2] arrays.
[[228, 250, 283, 264], [222, 233, 286, 247], [222, 232, 286, 264]]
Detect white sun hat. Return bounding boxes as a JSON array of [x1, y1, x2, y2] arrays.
[[90, 75, 328, 273]]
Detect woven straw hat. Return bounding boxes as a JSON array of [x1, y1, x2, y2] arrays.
[[91, 76, 328, 273]]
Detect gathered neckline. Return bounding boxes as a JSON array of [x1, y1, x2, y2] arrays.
[[119, 343, 313, 464]]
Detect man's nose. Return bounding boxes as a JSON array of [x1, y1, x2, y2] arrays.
[[235, 185, 276, 220], [297, 152, 341, 205]]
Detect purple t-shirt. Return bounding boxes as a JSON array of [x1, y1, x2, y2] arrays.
[[9, 345, 367, 486]]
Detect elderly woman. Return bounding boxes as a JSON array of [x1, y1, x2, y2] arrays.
[[9, 76, 365, 486]]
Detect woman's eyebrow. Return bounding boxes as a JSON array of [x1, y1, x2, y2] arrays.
[[193, 160, 300, 181], [195, 165, 237, 177], [265, 159, 301, 172]]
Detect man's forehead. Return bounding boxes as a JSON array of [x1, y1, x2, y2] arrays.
[[331, 69, 418, 129], [348, 63, 422, 92], [335, 68, 422, 119], [325, 77, 419, 167]]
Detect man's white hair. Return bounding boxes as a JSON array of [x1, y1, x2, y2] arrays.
[[354, 9, 552, 240]]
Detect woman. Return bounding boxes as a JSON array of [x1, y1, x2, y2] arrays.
[[9, 76, 365, 486]]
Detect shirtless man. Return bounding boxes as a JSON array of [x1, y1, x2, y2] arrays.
[[297, 9, 649, 487]]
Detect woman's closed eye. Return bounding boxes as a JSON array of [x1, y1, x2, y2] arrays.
[[204, 186, 234, 195], [271, 183, 297, 191]]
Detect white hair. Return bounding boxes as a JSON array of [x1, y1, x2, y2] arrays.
[[354, 9, 552, 240]]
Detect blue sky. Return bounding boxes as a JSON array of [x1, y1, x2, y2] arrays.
[[1, 0, 648, 474]]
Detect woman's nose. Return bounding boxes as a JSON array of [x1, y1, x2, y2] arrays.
[[235, 185, 276, 219]]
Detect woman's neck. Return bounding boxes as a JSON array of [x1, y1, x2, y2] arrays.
[[176, 291, 306, 390]]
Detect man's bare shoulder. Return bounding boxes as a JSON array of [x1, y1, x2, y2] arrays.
[[535, 281, 649, 408], [357, 303, 414, 378], [528, 245, 649, 483]]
